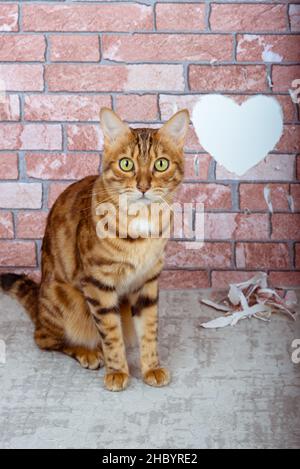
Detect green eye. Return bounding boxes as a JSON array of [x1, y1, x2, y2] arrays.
[[154, 158, 169, 172], [119, 158, 134, 172]]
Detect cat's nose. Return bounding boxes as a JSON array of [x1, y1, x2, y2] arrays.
[[137, 182, 150, 194]]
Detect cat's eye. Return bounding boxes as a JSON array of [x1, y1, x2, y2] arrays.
[[154, 158, 169, 172], [119, 158, 134, 172]]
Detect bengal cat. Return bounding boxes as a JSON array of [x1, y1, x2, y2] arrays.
[[0, 108, 189, 392]]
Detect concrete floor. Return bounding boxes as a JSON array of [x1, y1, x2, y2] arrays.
[[0, 289, 299, 449]]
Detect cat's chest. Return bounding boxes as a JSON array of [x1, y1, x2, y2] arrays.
[[117, 239, 165, 295]]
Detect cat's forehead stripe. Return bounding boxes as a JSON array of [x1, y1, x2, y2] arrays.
[[133, 128, 155, 160]]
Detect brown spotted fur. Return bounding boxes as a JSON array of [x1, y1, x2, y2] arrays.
[[0, 108, 189, 391]]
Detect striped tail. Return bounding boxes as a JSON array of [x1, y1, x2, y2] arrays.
[[0, 273, 39, 324]]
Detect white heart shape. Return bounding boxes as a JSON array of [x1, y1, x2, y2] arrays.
[[191, 95, 283, 176]]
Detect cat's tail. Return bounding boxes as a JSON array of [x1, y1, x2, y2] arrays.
[[0, 273, 39, 324]]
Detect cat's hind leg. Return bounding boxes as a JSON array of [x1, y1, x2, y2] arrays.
[[35, 281, 104, 370], [62, 345, 104, 370]]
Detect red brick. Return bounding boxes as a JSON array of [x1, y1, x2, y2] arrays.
[[130, 121, 159, 131], [26, 153, 100, 180], [159, 270, 210, 290], [289, 4, 300, 32], [165, 241, 232, 269], [115, 95, 158, 122], [23, 4, 153, 32], [297, 156, 300, 180], [205, 213, 269, 241], [50, 35, 100, 62], [276, 95, 297, 122], [175, 183, 232, 210], [0, 3, 18, 32], [189, 65, 267, 92], [276, 125, 300, 153], [296, 244, 300, 268], [240, 184, 290, 212], [210, 4, 287, 32], [237, 35, 300, 63], [127, 65, 184, 92], [0, 124, 62, 150], [211, 271, 261, 289], [269, 271, 300, 288], [0, 35, 46, 62], [0, 212, 14, 239], [48, 182, 73, 209], [0, 241, 36, 267], [46, 64, 184, 92], [46, 64, 126, 92], [217, 154, 295, 182], [160, 95, 200, 121], [67, 125, 103, 151], [184, 126, 204, 152], [0, 183, 42, 209], [272, 65, 300, 92], [102, 34, 233, 62], [0, 153, 18, 179], [0, 64, 43, 91], [236, 243, 290, 269], [272, 214, 300, 240], [156, 3, 205, 31], [290, 184, 300, 211], [184, 154, 211, 181], [24, 95, 111, 122], [16, 211, 48, 239], [0, 95, 20, 121]]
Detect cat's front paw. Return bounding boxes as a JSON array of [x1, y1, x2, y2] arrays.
[[77, 349, 104, 370], [104, 372, 129, 392], [143, 367, 171, 387]]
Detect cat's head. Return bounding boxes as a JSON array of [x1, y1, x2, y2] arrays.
[[100, 108, 189, 205]]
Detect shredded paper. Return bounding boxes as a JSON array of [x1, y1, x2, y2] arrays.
[[201, 273, 297, 329]]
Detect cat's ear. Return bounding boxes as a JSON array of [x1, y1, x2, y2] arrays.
[[158, 109, 190, 147], [100, 108, 130, 144]]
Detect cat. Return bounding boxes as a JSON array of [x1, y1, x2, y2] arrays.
[[0, 107, 189, 392]]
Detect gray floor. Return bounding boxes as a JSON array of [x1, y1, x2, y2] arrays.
[[0, 289, 299, 449]]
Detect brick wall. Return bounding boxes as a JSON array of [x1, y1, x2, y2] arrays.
[[0, 1, 299, 290]]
